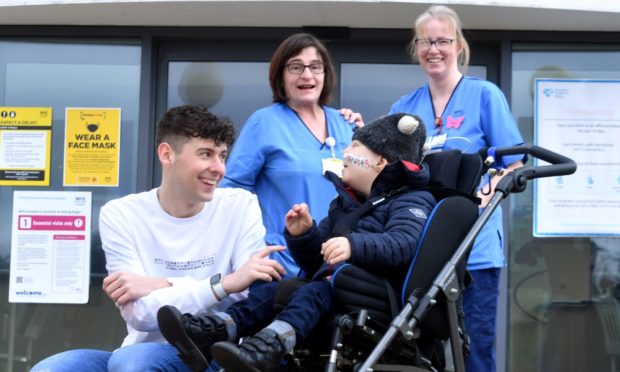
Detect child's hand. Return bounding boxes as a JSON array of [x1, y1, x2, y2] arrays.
[[321, 237, 351, 264], [285, 203, 313, 237]]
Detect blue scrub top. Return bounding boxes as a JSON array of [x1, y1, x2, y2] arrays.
[[390, 76, 525, 270], [221, 103, 355, 277]]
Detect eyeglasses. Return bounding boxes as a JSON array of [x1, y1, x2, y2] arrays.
[[414, 38, 454, 51], [285, 63, 325, 75]]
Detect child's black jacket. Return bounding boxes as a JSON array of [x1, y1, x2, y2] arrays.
[[285, 160, 437, 291]]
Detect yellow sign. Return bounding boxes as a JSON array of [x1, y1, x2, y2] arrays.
[[0, 107, 52, 186], [63, 108, 121, 187]]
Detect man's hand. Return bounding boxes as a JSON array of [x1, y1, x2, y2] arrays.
[[221, 245, 286, 294], [285, 203, 313, 237], [321, 237, 351, 265], [102, 272, 171, 306], [339, 108, 364, 128]]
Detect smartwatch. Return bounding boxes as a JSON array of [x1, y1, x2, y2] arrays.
[[210, 273, 228, 301]]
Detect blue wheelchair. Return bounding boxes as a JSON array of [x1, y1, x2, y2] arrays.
[[283, 145, 576, 372]]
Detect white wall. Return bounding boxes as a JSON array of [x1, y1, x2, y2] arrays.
[[0, 0, 619, 31]]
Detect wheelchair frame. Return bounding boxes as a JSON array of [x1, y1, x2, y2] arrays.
[[284, 145, 575, 372], [352, 145, 577, 372]]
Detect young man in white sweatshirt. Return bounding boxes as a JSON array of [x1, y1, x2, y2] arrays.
[[31, 105, 285, 372]]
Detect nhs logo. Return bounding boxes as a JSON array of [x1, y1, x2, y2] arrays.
[[75, 196, 86, 206]]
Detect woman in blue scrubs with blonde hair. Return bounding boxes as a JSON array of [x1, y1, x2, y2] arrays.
[[390, 5, 525, 372], [221, 33, 358, 277]]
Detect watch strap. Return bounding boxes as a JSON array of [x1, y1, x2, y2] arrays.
[[210, 274, 228, 301]]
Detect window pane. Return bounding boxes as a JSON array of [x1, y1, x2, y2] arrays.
[[340, 63, 486, 122], [0, 39, 140, 370], [167, 62, 272, 131], [510, 48, 620, 372]]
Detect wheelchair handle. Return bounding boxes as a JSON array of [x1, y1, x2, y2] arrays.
[[482, 144, 577, 179], [482, 145, 577, 196], [522, 145, 577, 179]]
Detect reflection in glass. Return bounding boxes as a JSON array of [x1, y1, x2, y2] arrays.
[[340, 63, 486, 123], [510, 48, 620, 372], [0, 39, 140, 370], [167, 62, 272, 131]]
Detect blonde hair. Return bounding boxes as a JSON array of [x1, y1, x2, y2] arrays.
[[408, 5, 470, 70]]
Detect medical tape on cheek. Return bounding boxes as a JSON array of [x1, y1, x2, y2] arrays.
[[343, 153, 371, 168]]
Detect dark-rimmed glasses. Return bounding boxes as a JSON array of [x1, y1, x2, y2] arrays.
[[414, 38, 454, 51], [285, 63, 325, 75]]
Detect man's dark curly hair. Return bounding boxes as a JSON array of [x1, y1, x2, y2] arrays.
[[155, 105, 235, 151]]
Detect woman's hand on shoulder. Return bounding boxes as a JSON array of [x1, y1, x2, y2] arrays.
[[339, 108, 364, 128]]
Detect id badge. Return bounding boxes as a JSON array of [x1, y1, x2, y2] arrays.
[[322, 158, 343, 178], [426, 134, 447, 151]]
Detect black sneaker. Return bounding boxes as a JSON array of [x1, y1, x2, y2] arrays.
[[211, 328, 285, 372], [157, 305, 229, 372]]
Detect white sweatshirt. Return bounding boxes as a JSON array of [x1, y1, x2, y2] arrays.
[[99, 187, 265, 346]]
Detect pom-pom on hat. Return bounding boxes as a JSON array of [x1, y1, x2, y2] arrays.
[[352, 113, 427, 164]]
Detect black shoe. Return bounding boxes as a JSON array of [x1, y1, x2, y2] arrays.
[[157, 305, 229, 372], [211, 328, 286, 372]]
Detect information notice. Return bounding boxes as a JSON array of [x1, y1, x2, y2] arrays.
[[0, 107, 52, 186], [9, 191, 92, 303], [534, 79, 620, 236], [63, 107, 120, 187]]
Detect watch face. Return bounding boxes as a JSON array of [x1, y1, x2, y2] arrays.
[[210, 273, 221, 286]]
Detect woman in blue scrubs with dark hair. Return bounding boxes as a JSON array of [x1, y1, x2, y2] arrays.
[[221, 33, 359, 277], [389, 5, 525, 372]]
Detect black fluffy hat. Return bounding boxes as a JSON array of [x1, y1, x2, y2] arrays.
[[352, 113, 426, 164]]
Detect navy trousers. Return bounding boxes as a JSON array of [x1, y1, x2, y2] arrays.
[[225, 280, 333, 343], [463, 267, 501, 372]]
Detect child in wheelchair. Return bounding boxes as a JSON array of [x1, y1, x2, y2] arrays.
[[157, 112, 436, 372]]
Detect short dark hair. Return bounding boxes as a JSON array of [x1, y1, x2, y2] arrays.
[[155, 105, 235, 151], [269, 33, 336, 106]]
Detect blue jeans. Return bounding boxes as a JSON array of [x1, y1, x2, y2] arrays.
[[463, 267, 501, 372], [30, 343, 201, 372]]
